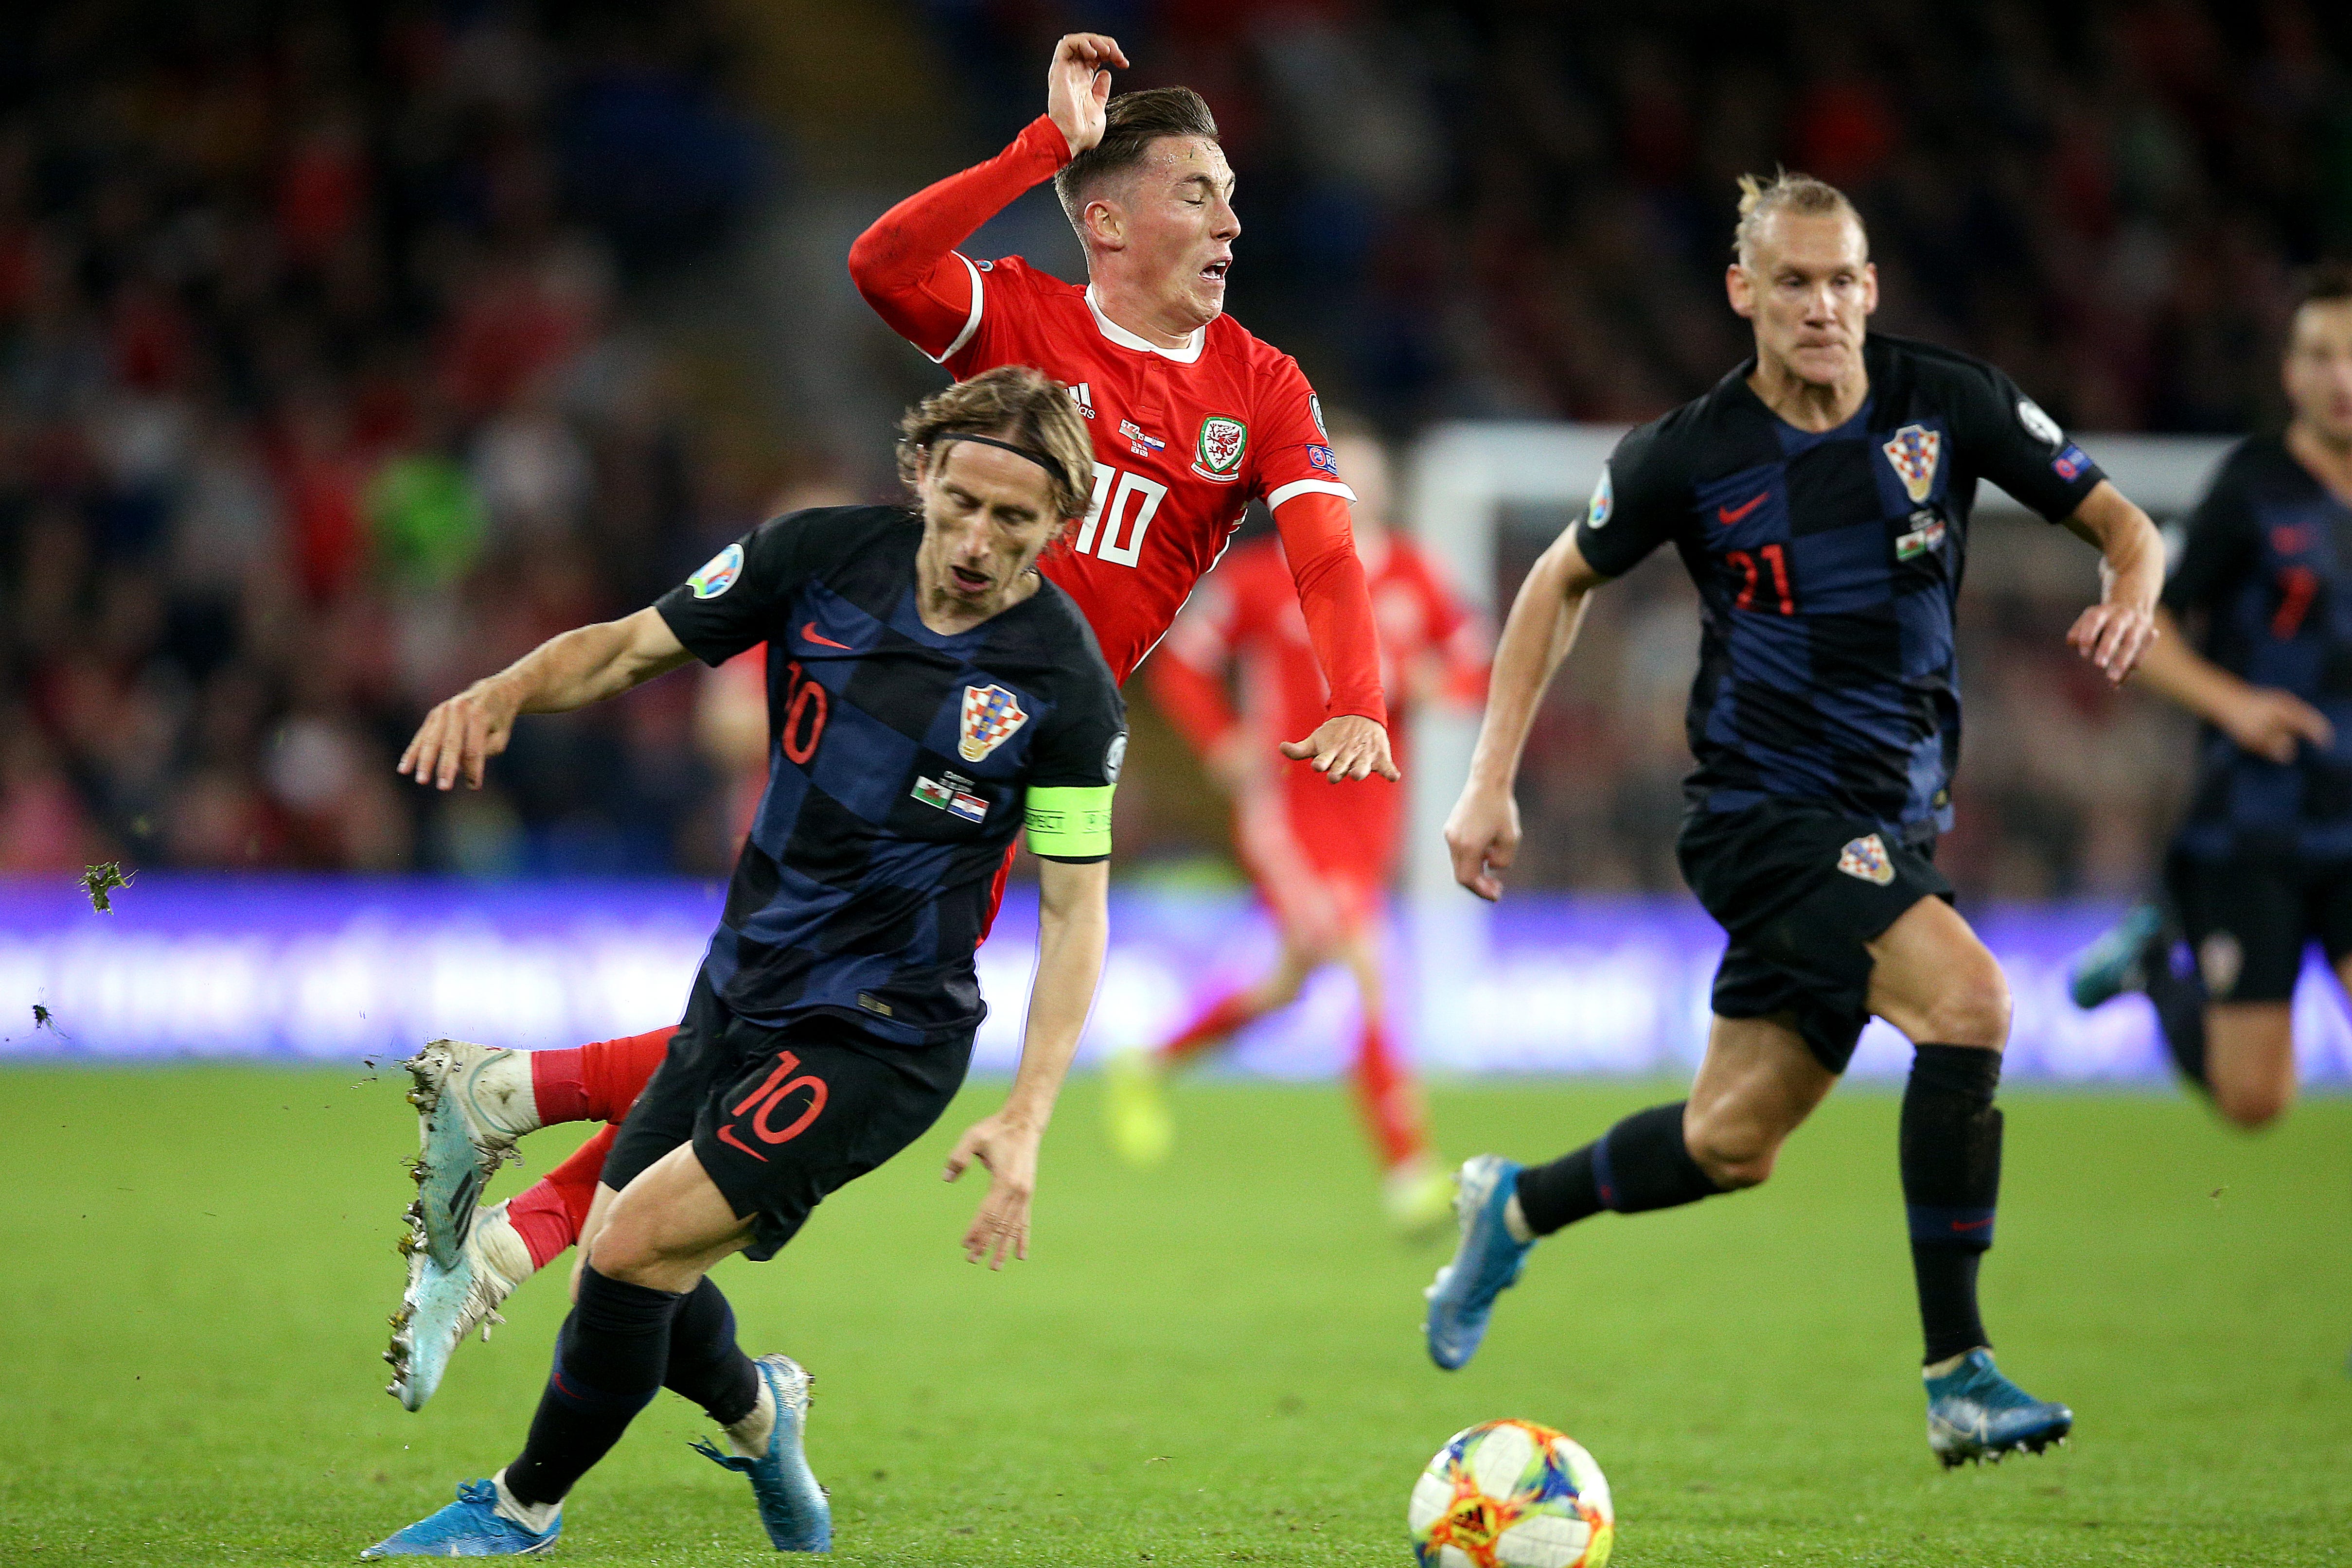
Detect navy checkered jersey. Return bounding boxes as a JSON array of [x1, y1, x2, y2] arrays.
[[1573, 335, 2107, 843], [655, 506, 1126, 1045], [2164, 436, 2352, 860]]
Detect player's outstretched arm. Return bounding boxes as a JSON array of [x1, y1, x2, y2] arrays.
[[943, 855, 1109, 1268], [2128, 606, 2334, 763], [1269, 490, 1397, 783], [2060, 480, 2164, 685], [397, 606, 693, 791], [846, 34, 1126, 358], [1445, 529, 1610, 901]]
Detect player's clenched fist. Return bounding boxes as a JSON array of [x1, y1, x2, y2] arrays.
[[1445, 784, 1521, 903], [397, 681, 519, 792], [1046, 33, 1129, 156]]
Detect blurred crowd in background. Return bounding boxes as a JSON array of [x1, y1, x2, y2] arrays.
[[1, 0, 2346, 899]]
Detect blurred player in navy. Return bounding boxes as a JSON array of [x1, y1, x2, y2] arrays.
[[363, 368, 1127, 1557], [1427, 174, 2165, 1466], [2069, 264, 2352, 1130]]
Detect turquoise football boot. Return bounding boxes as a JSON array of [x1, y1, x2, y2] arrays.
[[1423, 1155, 1533, 1371], [360, 1479, 557, 1558], [404, 1040, 531, 1268], [1925, 1350, 2073, 1467], [386, 1199, 530, 1411], [2066, 903, 2167, 1010], [691, 1353, 831, 1551]]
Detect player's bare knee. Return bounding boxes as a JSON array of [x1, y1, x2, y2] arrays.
[[1682, 1114, 1776, 1190], [1917, 966, 2011, 1049]]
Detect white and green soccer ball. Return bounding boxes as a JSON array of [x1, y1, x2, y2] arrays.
[[1408, 1419, 1613, 1568]]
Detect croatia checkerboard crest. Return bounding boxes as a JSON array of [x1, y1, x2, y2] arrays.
[[958, 683, 1028, 762], [1192, 415, 1248, 480], [1882, 424, 1941, 505], [1838, 833, 1896, 886]]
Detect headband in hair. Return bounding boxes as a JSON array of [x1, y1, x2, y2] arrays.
[[931, 432, 1065, 484]]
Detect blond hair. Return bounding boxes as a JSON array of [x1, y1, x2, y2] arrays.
[[1733, 171, 1866, 265], [897, 365, 1096, 522]]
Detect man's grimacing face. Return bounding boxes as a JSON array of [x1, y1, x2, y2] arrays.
[[1088, 135, 1238, 329]]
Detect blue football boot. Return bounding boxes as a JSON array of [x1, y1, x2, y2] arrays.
[[2066, 903, 2167, 1010], [360, 1479, 557, 1558], [1423, 1155, 1533, 1371], [1924, 1349, 2073, 1467], [691, 1353, 831, 1551]]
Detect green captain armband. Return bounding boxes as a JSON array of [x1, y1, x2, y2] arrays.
[[1024, 785, 1115, 861]]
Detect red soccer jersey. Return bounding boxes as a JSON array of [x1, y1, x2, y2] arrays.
[[951, 257, 1355, 683], [849, 117, 1384, 718], [1151, 531, 1487, 911]]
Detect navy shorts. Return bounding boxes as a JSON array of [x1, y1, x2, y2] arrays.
[[603, 975, 972, 1261], [2166, 847, 2352, 1004], [1677, 799, 1952, 1074]]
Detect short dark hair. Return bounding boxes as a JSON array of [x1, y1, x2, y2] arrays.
[[1053, 88, 1220, 234], [897, 365, 1095, 522], [2295, 260, 2352, 312]]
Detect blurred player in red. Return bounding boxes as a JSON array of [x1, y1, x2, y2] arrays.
[[1111, 413, 1486, 1233], [383, 32, 1399, 1409]]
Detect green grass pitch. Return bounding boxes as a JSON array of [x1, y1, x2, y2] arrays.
[[0, 1065, 2345, 1566]]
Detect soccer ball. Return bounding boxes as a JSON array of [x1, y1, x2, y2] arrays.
[[1408, 1419, 1614, 1568]]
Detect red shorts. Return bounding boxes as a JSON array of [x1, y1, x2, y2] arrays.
[[1233, 772, 1399, 938]]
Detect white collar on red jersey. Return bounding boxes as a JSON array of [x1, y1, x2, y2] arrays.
[[1084, 285, 1206, 364]]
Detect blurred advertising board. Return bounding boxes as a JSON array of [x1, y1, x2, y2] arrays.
[[3, 877, 2348, 1083]]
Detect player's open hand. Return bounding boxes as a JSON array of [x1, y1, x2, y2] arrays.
[[943, 1111, 1042, 1269], [1445, 784, 1521, 902], [1046, 33, 1128, 157], [2219, 685, 2334, 764], [397, 681, 519, 791], [2066, 600, 2158, 685], [1281, 714, 1400, 784]]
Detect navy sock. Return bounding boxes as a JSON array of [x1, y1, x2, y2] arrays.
[[505, 1266, 680, 1507], [2141, 938, 2210, 1092], [1514, 1102, 1723, 1236], [1901, 1045, 2002, 1366], [664, 1278, 760, 1428]]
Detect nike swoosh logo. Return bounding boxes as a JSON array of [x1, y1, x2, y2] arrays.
[[1717, 492, 1768, 525], [801, 622, 850, 650], [1949, 1216, 1995, 1232]]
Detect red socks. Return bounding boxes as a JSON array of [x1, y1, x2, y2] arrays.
[[503, 1028, 672, 1271], [528, 1028, 675, 1125], [1156, 991, 1258, 1063], [1352, 1018, 1428, 1171], [505, 1125, 618, 1269]]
